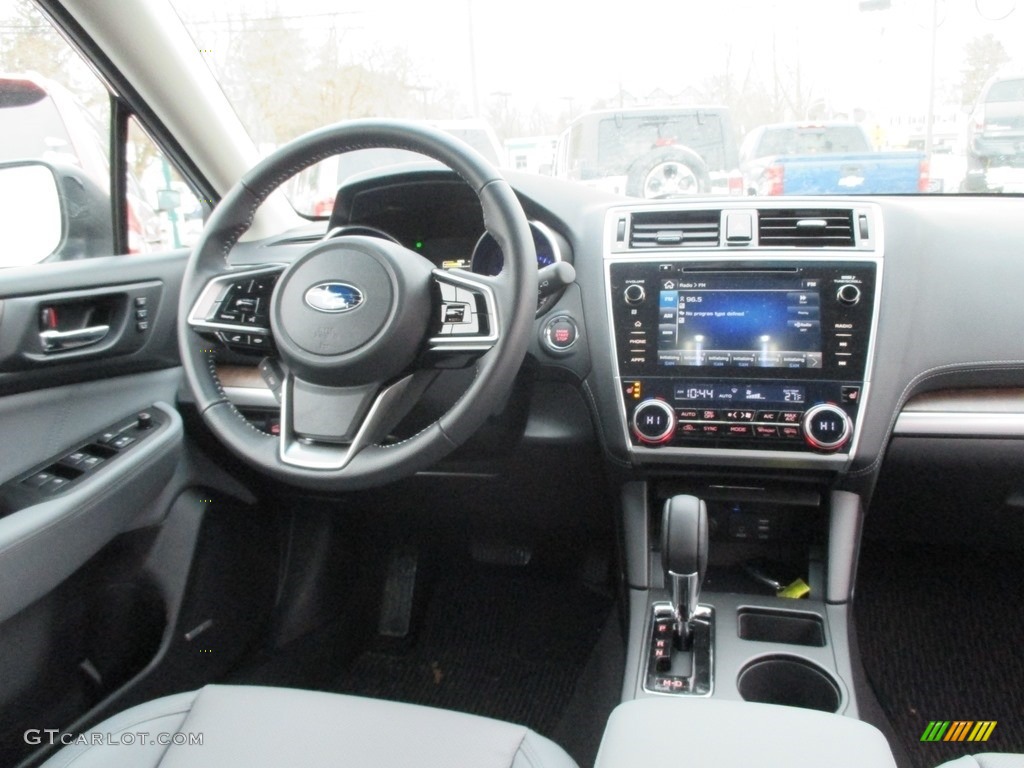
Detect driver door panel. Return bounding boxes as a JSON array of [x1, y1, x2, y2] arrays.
[[0, 252, 190, 766], [0, 252, 189, 616]]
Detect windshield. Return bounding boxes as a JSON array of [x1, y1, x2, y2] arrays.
[[165, 0, 1024, 204]]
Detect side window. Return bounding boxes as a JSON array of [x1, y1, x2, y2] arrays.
[[0, 0, 112, 267], [0, 0, 202, 267], [127, 118, 204, 251]]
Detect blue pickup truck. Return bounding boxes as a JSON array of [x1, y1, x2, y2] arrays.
[[739, 121, 929, 195]]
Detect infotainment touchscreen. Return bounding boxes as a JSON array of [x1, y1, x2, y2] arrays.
[[657, 278, 822, 369]]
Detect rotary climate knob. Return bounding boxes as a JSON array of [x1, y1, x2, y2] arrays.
[[631, 399, 677, 445], [802, 403, 852, 452]]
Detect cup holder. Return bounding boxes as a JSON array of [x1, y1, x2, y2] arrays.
[[737, 655, 841, 712]]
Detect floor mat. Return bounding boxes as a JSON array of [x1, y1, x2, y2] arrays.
[[856, 542, 1024, 768], [332, 562, 616, 747]]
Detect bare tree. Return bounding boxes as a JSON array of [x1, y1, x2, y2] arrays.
[[960, 33, 1010, 108], [0, 0, 70, 77]]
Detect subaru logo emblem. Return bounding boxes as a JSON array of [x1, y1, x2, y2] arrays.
[[304, 282, 364, 313]]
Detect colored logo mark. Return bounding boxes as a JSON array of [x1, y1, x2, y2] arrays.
[[920, 721, 997, 742], [304, 282, 364, 314]]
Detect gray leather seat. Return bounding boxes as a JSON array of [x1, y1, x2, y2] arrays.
[[41, 685, 578, 768], [936, 757, 1024, 768]]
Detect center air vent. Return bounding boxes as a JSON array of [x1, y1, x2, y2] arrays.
[[629, 210, 720, 249], [757, 209, 855, 247]]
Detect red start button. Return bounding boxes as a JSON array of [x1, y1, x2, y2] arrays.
[[543, 315, 578, 353]]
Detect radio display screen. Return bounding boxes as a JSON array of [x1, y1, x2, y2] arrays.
[[657, 280, 822, 369]]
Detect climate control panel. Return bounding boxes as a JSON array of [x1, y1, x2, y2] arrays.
[[623, 378, 861, 454]]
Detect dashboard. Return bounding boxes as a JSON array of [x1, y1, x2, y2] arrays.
[[221, 165, 1024, 498]]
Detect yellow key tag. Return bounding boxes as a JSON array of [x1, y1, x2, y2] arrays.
[[777, 578, 810, 599]]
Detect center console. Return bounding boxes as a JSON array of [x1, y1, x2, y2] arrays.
[[599, 204, 890, 761], [605, 205, 882, 469]]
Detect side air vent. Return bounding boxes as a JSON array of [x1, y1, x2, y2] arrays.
[[757, 209, 855, 247], [629, 210, 720, 249]]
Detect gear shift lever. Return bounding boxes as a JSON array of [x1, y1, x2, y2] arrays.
[[661, 495, 709, 640]]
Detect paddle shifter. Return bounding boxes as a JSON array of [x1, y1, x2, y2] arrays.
[[645, 494, 713, 695], [662, 494, 709, 641]]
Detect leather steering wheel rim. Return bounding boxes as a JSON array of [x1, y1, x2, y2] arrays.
[[178, 119, 536, 491]]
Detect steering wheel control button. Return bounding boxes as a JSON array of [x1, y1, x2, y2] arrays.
[[803, 404, 853, 452], [437, 286, 482, 336], [205, 275, 278, 332], [632, 399, 677, 445], [258, 358, 285, 403], [624, 283, 646, 305], [542, 315, 578, 355], [836, 283, 861, 306]]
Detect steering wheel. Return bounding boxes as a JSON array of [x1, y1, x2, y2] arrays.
[[178, 120, 537, 490]]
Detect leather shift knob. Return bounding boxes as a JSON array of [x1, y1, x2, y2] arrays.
[[661, 494, 708, 580]]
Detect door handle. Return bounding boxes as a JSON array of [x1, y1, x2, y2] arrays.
[[39, 325, 110, 352]]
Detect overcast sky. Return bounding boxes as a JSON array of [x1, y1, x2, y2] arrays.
[[170, 0, 1023, 121]]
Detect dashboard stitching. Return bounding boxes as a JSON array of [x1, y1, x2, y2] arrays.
[[219, 224, 251, 267], [203, 350, 274, 439], [847, 360, 1024, 478]]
